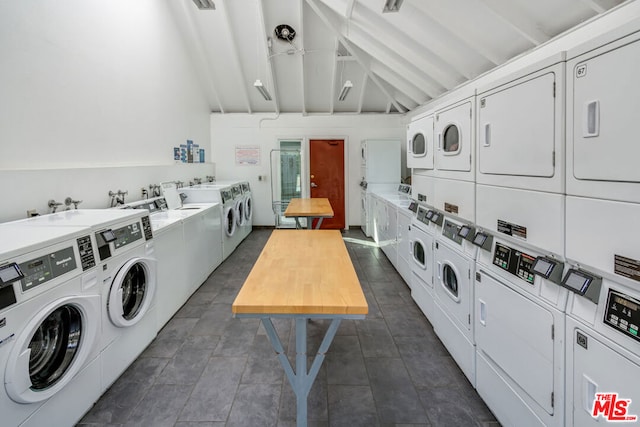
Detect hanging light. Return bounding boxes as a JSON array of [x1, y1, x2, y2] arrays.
[[383, 0, 403, 13], [338, 80, 353, 101], [254, 80, 272, 101]]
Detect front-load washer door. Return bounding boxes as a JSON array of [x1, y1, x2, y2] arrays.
[[224, 205, 237, 237], [5, 295, 100, 403], [108, 257, 157, 328], [410, 230, 434, 288], [244, 196, 252, 222], [434, 240, 473, 333], [235, 199, 246, 226]]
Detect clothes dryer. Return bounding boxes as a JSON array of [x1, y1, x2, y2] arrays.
[[17, 210, 158, 392], [474, 234, 568, 427], [0, 224, 102, 427], [407, 114, 434, 170], [432, 214, 477, 385], [476, 53, 565, 194], [433, 92, 475, 182], [566, 21, 640, 203]]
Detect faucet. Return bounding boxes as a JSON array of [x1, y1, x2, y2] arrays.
[[47, 199, 63, 213], [149, 184, 161, 197], [108, 190, 128, 207], [193, 177, 202, 185], [64, 197, 83, 210], [141, 188, 148, 199], [205, 175, 216, 183], [174, 180, 184, 189]]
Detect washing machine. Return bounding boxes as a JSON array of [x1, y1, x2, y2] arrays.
[[407, 113, 435, 171], [16, 209, 158, 393], [373, 184, 412, 272], [408, 203, 439, 323], [360, 183, 396, 238], [0, 224, 102, 427], [566, 20, 640, 203], [179, 183, 237, 261], [432, 214, 477, 385], [474, 232, 568, 427], [564, 195, 640, 426], [476, 52, 565, 194], [240, 181, 253, 241]]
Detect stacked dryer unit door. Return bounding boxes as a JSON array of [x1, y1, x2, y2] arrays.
[[472, 52, 569, 427], [407, 114, 435, 170], [432, 214, 478, 385], [564, 22, 640, 427], [18, 209, 158, 393], [0, 224, 102, 427]]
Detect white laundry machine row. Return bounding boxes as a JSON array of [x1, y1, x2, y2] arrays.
[[564, 195, 640, 426], [432, 213, 478, 385], [0, 224, 102, 427], [474, 231, 569, 427], [566, 19, 640, 204], [360, 183, 397, 238], [408, 202, 440, 324], [476, 52, 565, 194], [16, 210, 158, 393]]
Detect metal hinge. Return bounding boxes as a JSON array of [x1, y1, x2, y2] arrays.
[[552, 151, 555, 167], [468, 314, 471, 325], [468, 270, 471, 279], [553, 82, 556, 98], [551, 325, 555, 340], [551, 392, 555, 408]]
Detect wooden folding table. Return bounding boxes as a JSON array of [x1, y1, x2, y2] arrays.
[[283, 197, 334, 229]]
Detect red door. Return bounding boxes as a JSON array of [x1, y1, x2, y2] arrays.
[[309, 139, 345, 229]]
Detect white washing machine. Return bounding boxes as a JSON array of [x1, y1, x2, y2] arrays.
[[564, 195, 640, 425], [373, 184, 412, 272], [432, 214, 477, 385], [240, 181, 253, 241], [360, 183, 396, 238], [409, 203, 438, 323], [433, 91, 475, 182], [395, 201, 413, 287], [407, 113, 435, 170], [566, 20, 640, 203], [17, 210, 158, 393], [476, 52, 565, 194], [0, 224, 102, 427], [474, 233, 568, 427]]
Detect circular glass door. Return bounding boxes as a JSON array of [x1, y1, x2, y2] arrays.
[[28, 305, 82, 390], [443, 124, 460, 153], [442, 264, 459, 297], [119, 262, 147, 321], [108, 258, 155, 328], [225, 206, 236, 237]]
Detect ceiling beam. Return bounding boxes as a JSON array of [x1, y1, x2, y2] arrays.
[[299, 0, 307, 115], [257, 0, 280, 114], [357, 70, 367, 114], [349, 6, 462, 88], [476, 0, 551, 45], [404, 1, 505, 66], [219, 1, 252, 113], [345, 0, 356, 18], [368, 62, 429, 105], [305, 0, 406, 113], [575, 0, 608, 13]]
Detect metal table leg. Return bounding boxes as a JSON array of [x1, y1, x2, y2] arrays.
[[313, 217, 324, 229], [260, 316, 342, 427]]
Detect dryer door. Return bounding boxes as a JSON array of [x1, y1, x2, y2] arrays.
[[435, 101, 473, 173], [5, 295, 100, 403], [108, 257, 157, 328]]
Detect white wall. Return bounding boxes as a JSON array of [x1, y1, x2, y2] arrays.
[[0, 0, 212, 221], [210, 114, 406, 227]]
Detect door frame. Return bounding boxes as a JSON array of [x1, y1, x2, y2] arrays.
[[304, 136, 349, 230]]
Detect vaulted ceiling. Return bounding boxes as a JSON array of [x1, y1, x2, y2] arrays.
[[168, 0, 627, 115]]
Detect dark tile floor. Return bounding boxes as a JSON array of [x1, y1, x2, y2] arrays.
[[78, 229, 499, 427]]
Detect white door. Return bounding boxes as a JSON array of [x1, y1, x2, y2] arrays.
[[477, 65, 562, 191], [407, 115, 434, 170], [567, 33, 640, 202], [475, 270, 556, 414], [435, 99, 473, 177]]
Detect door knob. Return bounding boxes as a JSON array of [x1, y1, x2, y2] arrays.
[[311, 182, 318, 188]]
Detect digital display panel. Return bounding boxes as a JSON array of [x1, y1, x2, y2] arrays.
[[458, 226, 471, 238], [473, 233, 487, 246], [0, 263, 23, 284], [430, 212, 440, 223], [101, 230, 116, 242], [532, 258, 554, 278], [425, 210, 434, 220], [562, 270, 591, 293]]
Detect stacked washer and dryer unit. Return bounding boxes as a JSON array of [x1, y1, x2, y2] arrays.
[[407, 15, 640, 427], [563, 21, 640, 427]]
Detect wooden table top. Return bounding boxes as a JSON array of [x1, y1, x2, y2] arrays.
[[284, 198, 334, 218], [232, 230, 368, 315]]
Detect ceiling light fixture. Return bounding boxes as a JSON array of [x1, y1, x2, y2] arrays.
[[192, 0, 215, 10], [254, 79, 272, 101], [382, 0, 403, 13], [338, 80, 353, 101]]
